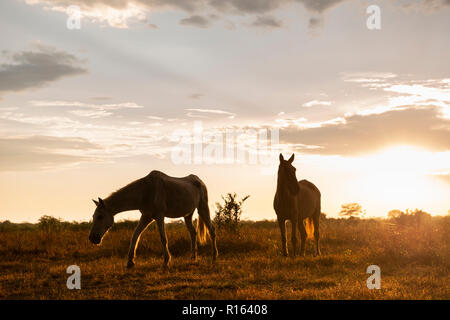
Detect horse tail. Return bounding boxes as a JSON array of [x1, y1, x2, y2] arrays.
[[305, 217, 314, 240], [196, 180, 211, 245], [197, 215, 209, 245]]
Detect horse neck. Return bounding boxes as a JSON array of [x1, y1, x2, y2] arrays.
[[276, 173, 291, 197], [104, 182, 142, 215], [277, 174, 288, 194]]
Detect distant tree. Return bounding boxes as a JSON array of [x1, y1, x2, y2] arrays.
[[339, 203, 366, 218], [214, 193, 250, 233], [0, 220, 12, 232], [38, 215, 62, 232], [408, 209, 432, 226], [388, 209, 403, 219], [387, 208, 431, 227]]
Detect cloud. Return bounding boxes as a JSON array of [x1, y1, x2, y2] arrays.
[[179, 15, 211, 28], [342, 73, 450, 119], [341, 72, 397, 84], [384, 84, 450, 103], [68, 109, 113, 118], [30, 100, 144, 110], [400, 0, 450, 11], [251, 15, 283, 28], [147, 115, 164, 120], [28, 0, 204, 28], [30, 100, 143, 118], [189, 93, 204, 99], [0, 135, 101, 171], [185, 108, 236, 118], [209, 0, 286, 14], [0, 45, 86, 95], [0, 111, 82, 130], [308, 17, 322, 29], [302, 100, 332, 107], [90, 96, 112, 101], [23, 0, 347, 29], [31, 100, 144, 110], [147, 23, 158, 29], [280, 105, 450, 156], [296, 0, 348, 13], [0, 106, 167, 157], [25, 0, 450, 29], [28, 0, 151, 28]]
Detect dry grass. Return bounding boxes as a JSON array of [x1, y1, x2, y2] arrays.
[[0, 216, 448, 299]]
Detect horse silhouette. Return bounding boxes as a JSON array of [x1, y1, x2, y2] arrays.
[[274, 153, 321, 256], [88, 170, 218, 268]]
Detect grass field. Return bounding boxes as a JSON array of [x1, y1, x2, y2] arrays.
[[0, 215, 448, 299]]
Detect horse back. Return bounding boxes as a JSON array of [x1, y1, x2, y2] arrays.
[[143, 171, 204, 217], [299, 179, 321, 197], [297, 179, 321, 219]]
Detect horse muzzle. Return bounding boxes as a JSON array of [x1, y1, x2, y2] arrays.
[[89, 234, 101, 245]]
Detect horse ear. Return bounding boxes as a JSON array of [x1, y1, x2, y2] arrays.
[[98, 197, 105, 207], [288, 153, 295, 164], [279, 153, 284, 162], [93, 199, 99, 206]]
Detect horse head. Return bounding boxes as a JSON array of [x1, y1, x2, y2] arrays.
[[278, 153, 300, 196], [89, 197, 114, 245]]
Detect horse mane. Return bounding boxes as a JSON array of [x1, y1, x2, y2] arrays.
[[104, 177, 147, 212]]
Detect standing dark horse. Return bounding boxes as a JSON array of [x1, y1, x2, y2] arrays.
[[274, 154, 321, 257], [88, 170, 218, 268]]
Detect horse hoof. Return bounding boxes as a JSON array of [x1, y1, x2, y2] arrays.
[[126, 261, 135, 269], [162, 257, 171, 270]]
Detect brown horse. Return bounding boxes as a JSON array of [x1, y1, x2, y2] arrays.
[[88, 170, 218, 268], [273, 153, 321, 257]]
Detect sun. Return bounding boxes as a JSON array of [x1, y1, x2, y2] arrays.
[[355, 145, 444, 212]]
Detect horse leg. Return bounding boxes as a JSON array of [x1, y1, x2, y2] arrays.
[[291, 218, 298, 257], [298, 219, 307, 257], [127, 215, 153, 268], [277, 217, 288, 257], [313, 210, 321, 256], [184, 213, 197, 260], [156, 217, 171, 269], [198, 205, 218, 261]]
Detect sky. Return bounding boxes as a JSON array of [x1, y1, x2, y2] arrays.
[[0, 0, 449, 222]]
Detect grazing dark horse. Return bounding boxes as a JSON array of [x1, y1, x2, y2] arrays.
[[88, 170, 218, 268], [274, 153, 321, 257]]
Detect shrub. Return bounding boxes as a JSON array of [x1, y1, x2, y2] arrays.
[[214, 193, 250, 233], [38, 215, 63, 232]]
